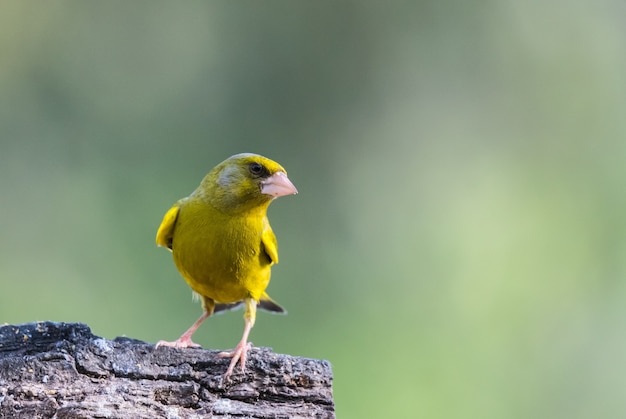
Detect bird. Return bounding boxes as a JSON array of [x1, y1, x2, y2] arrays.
[[155, 153, 297, 378]]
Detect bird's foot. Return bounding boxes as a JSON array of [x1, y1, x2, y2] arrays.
[[218, 341, 253, 378], [155, 337, 201, 349]]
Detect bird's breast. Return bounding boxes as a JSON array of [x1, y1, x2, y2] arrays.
[[171, 203, 271, 303]]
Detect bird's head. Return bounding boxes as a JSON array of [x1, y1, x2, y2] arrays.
[[198, 153, 298, 213]]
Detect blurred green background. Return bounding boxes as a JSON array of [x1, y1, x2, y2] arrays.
[[2, 1, 626, 417]]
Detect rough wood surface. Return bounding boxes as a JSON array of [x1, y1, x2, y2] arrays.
[[0, 322, 334, 418]]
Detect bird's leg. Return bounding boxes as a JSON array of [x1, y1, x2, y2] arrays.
[[156, 297, 215, 349], [219, 298, 256, 378]]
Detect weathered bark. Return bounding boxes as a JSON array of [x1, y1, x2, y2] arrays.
[[0, 322, 334, 418]]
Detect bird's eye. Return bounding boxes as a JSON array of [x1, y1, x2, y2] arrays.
[[249, 162, 264, 176]]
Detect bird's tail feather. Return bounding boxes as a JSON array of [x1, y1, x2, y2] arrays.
[[259, 293, 287, 314], [214, 302, 244, 313], [212, 293, 286, 314]]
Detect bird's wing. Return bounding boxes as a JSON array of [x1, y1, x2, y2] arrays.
[[260, 221, 279, 265], [156, 204, 181, 251]]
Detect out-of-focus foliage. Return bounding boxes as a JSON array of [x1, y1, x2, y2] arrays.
[[2, 2, 626, 417]]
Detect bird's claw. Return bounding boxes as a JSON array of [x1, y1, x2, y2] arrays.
[[219, 341, 253, 378]]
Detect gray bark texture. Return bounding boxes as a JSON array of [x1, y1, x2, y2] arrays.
[[0, 322, 335, 419]]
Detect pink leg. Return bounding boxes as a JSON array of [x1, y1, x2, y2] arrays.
[[219, 298, 257, 378], [156, 310, 210, 349]]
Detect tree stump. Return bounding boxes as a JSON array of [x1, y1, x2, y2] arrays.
[[0, 322, 335, 418]]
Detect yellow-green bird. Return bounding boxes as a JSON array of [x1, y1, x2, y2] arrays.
[[155, 153, 297, 378]]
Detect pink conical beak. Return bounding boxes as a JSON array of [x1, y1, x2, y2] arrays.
[[261, 172, 298, 198]]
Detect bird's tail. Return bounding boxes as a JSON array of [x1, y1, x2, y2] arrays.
[[213, 301, 244, 313], [259, 292, 287, 314], [212, 292, 286, 314]]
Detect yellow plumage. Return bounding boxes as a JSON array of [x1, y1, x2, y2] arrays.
[[155, 153, 297, 377]]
